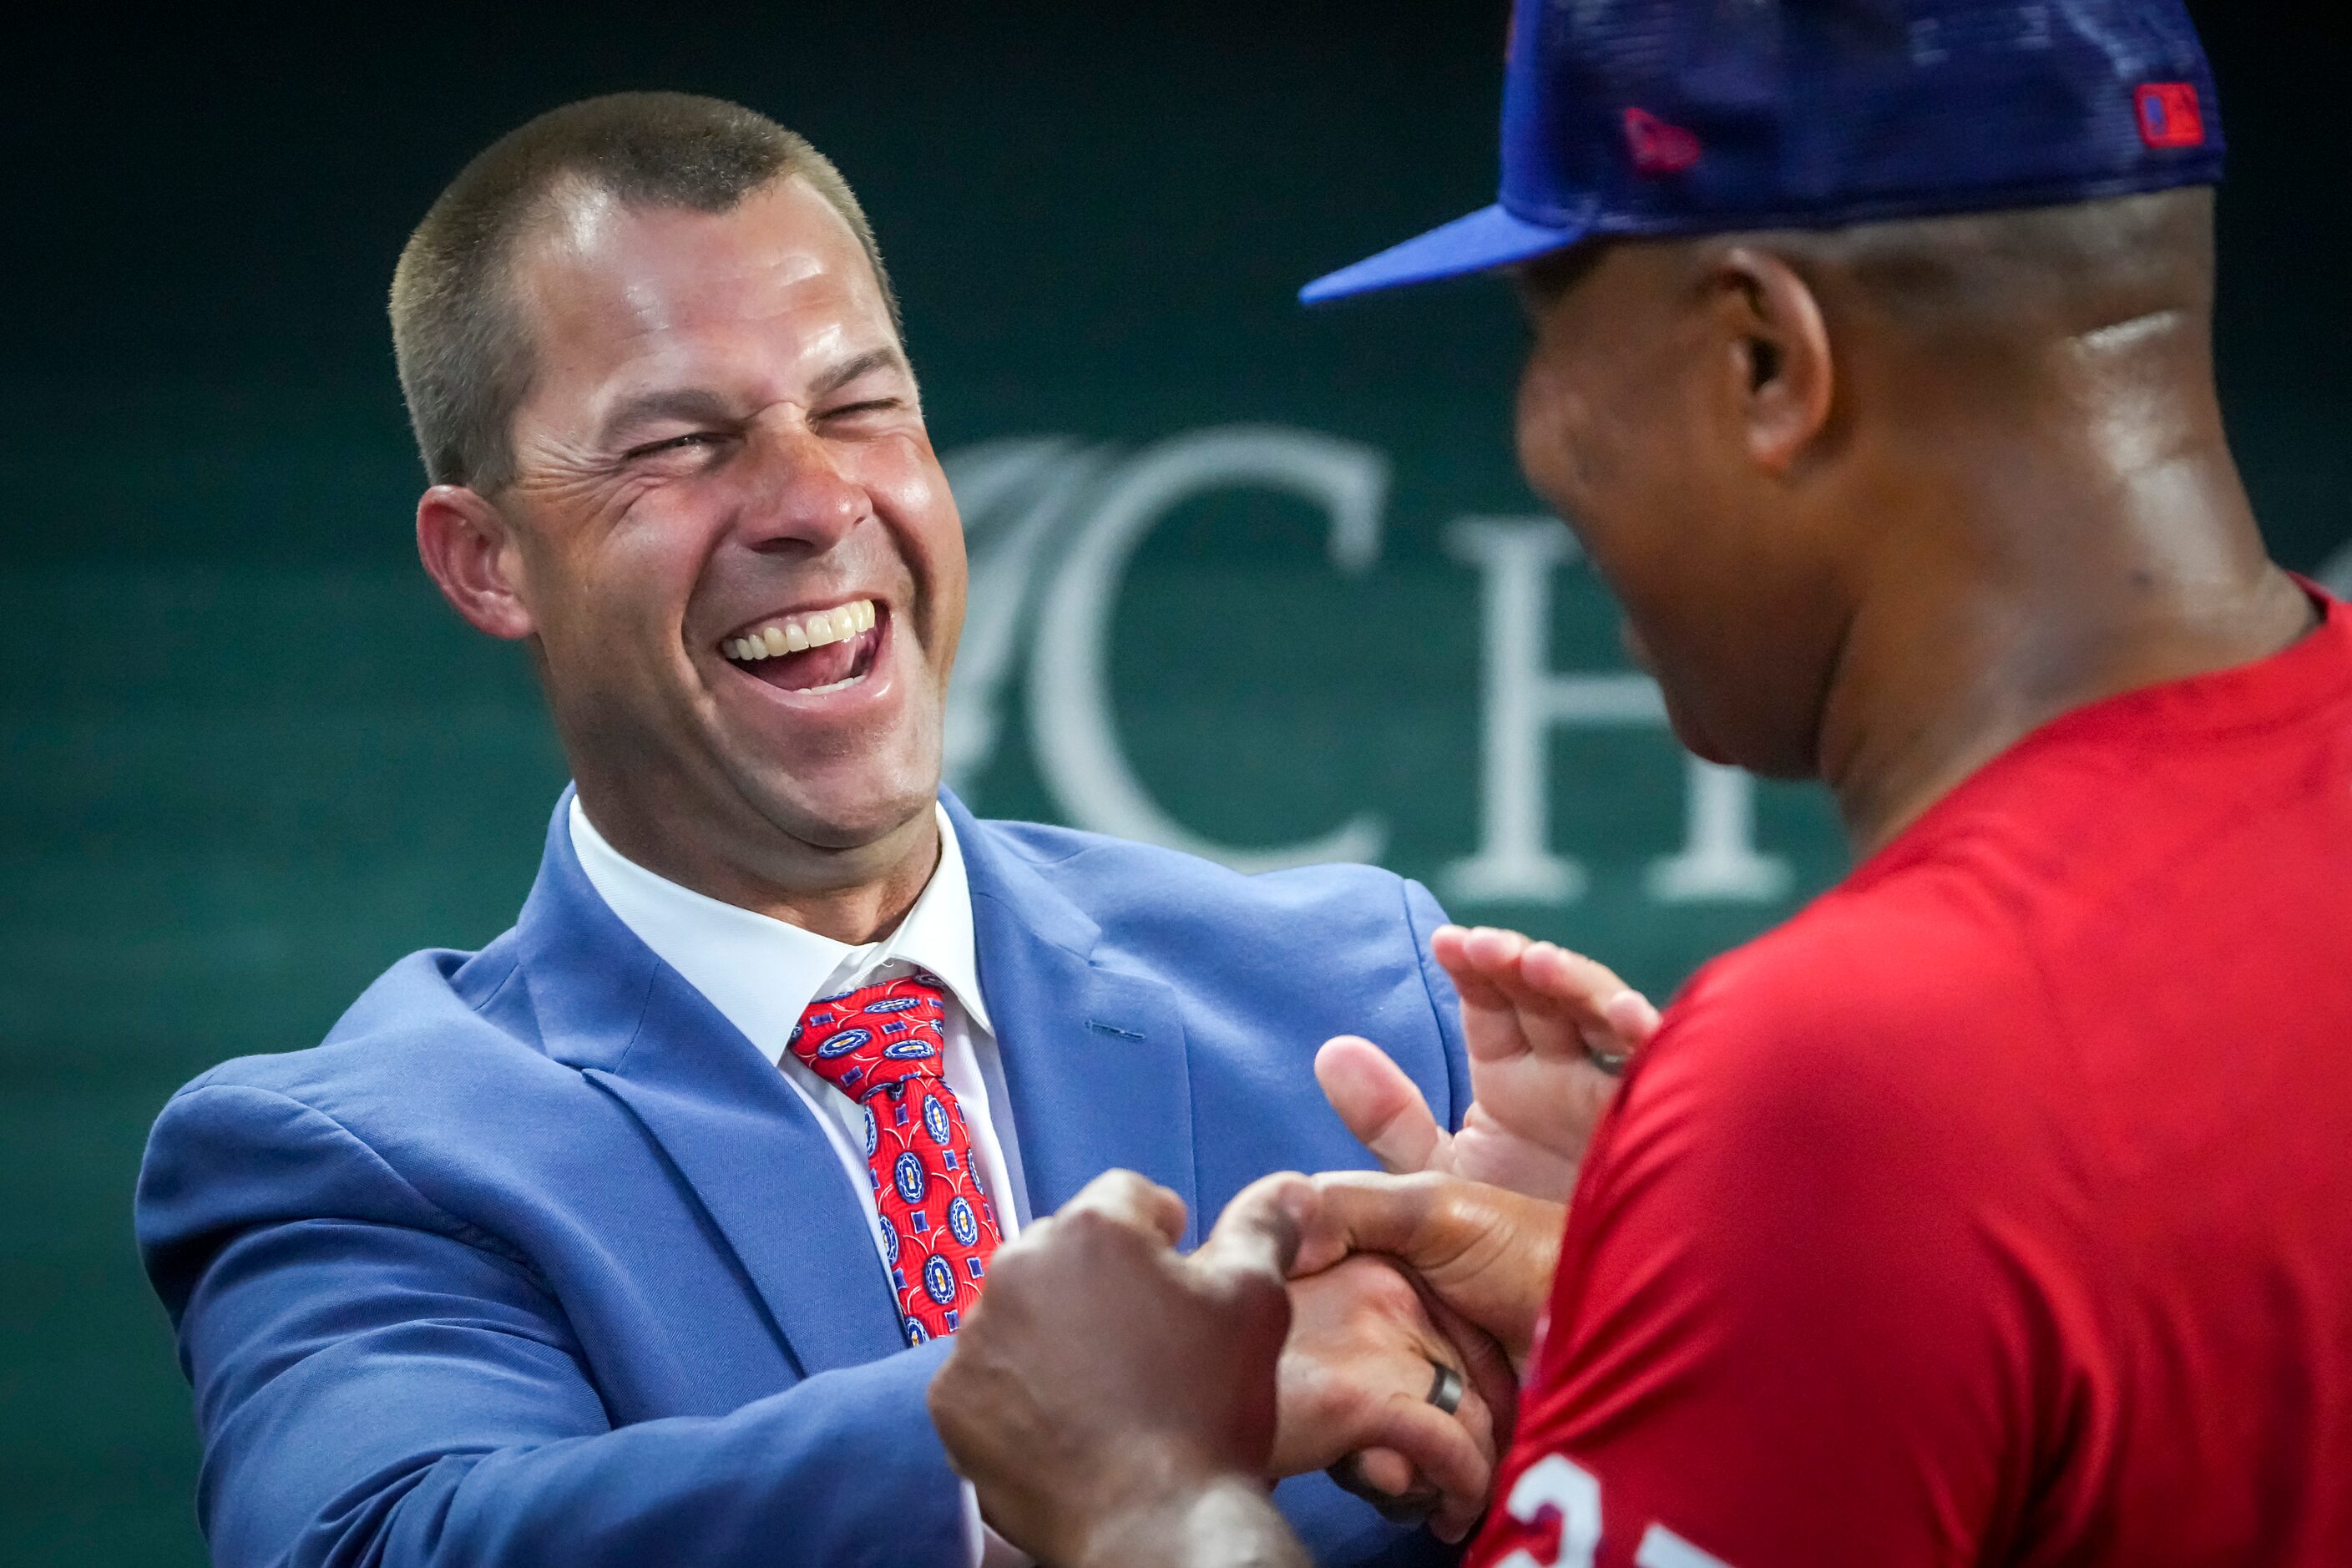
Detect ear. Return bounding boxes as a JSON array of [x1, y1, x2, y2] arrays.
[[416, 484, 538, 641], [1707, 247, 1834, 476]]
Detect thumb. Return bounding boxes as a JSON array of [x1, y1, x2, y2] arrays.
[[1196, 1172, 1312, 1283], [1317, 1036, 1449, 1175]]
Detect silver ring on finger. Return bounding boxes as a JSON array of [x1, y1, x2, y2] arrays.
[[1425, 1359, 1465, 1415]]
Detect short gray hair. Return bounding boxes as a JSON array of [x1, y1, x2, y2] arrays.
[[389, 92, 898, 492]]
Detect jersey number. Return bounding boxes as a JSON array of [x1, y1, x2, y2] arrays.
[[1492, 1454, 1734, 1568]]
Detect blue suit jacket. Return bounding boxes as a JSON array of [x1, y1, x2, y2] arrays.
[[137, 792, 1469, 1567]]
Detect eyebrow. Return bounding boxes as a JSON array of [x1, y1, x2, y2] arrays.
[[595, 346, 914, 451], [807, 345, 913, 402]]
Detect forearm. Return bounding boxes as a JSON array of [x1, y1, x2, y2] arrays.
[[195, 1313, 964, 1567], [143, 1089, 970, 1568]]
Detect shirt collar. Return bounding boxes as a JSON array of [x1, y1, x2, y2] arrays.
[[567, 797, 992, 1066], [877, 806, 993, 1035]]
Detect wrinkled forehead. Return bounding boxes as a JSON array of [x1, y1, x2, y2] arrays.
[[512, 175, 895, 397]]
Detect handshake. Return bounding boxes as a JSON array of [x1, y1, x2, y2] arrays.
[[929, 927, 1661, 1565]]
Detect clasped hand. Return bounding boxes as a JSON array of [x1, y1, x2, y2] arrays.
[[928, 926, 1658, 1564], [1285, 923, 1660, 1527]]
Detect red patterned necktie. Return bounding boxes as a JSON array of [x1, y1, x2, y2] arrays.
[[785, 973, 1002, 1344]]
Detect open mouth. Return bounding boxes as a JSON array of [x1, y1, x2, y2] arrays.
[[721, 598, 883, 694]]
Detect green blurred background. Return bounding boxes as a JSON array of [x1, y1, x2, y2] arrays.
[[3, 4, 2344, 1560]]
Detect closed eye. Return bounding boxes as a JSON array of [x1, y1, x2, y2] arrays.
[[821, 398, 905, 421], [624, 431, 726, 461]]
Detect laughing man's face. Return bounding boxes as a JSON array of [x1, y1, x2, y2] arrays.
[[498, 175, 966, 873]]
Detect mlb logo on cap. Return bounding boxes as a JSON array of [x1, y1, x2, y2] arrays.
[[2136, 82, 2207, 149], [1303, 0, 2224, 303]]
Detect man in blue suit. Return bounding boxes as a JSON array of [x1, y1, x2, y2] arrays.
[[136, 92, 1626, 1566]]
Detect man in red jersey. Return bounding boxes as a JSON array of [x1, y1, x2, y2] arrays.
[[923, 2, 2352, 1565]]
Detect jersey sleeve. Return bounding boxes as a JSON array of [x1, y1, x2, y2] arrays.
[[1469, 918, 2059, 1568]]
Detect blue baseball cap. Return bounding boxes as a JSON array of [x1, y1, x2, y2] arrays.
[[1302, 0, 2224, 304]]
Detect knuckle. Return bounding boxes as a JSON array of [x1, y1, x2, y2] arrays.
[[1347, 1259, 1419, 1319], [1059, 1206, 1136, 1257], [1085, 1170, 1150, 1210]]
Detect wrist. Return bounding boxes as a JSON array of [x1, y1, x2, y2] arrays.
[[1069, 1469, 1304, 1568]]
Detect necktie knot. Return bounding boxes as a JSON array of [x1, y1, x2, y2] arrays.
[[786, 974, 950, 1102]]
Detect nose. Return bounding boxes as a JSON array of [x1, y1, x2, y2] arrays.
[[734, 421, 867, 555]]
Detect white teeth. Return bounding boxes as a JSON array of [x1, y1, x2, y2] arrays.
[[724, 598, 879, 663]]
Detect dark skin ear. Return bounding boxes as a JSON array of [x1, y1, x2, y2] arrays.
[[1706, 247, 1835, 476], [416, 484, 538, 641]]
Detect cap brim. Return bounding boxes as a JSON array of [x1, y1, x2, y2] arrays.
[[1299, 202, 1588, 305]]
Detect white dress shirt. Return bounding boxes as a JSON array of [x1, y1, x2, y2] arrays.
[[569, 797, 1030, 1566]]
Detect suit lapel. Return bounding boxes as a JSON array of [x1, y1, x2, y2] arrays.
[[515, 793, 905, 1374], [948, 795, 1202, 1246], [585, 977, 906, 1374]]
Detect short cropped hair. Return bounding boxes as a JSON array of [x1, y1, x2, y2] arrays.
[[390, 92, 898, 492]]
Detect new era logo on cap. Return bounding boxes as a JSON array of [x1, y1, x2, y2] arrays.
[[2136, 83, 2207, 149], [1624, 108, 1702, 177]]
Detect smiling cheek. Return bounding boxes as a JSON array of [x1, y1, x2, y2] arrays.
[[1515, 355, 1631, 579], [1517, 345, 1736, 751], [534, 487, 722, 731], [857, 437, 967, 679]]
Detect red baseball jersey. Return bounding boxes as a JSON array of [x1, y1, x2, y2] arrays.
[[1472, 592, 2352, 1567]]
